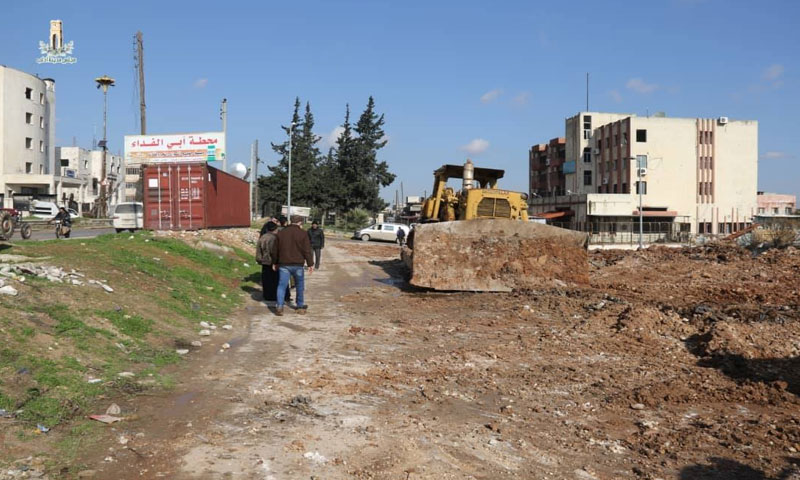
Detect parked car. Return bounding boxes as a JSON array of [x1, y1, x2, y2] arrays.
[[113, 202, 144, 233], [67, 208, 81, 218], [355, 223, 410, 243]]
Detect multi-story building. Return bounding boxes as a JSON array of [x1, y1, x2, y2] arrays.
[[528, 138, 566, 197], [757, 192, 796, 216], [55, 146, 124, 213], [528, 112, 758, 235], [0, 65, 62, 209]]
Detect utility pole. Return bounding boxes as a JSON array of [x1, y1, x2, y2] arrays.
[[287, 122, 295, 219], [220, 99, 227, 171], [136, 31, 146, 134], [95, 75, 115, 218], [250, 140, 259, 219], [636, 157, 644, 249], [586, 72, 589, 111]]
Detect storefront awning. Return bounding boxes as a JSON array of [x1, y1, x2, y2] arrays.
[[535, 210, 574, 219], [631, 210, 678, 217]]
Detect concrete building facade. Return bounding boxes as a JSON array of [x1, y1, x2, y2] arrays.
[[529, 112, 758, 236], [529, 138, 566, 197], [0, 65, 59, 209], [55, 146, 124, 213]]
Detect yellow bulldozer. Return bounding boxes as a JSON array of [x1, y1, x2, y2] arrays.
[[402, 160, 589, 292]]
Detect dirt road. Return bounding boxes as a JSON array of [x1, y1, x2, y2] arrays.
[[80, 240, 800, 479]]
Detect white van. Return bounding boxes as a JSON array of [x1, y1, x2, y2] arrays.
[[355, 223, 410, 243], [113, 202, 144, 233], [31, 200, 59, 219]]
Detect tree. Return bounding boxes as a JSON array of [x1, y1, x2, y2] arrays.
[[258, 98, 322, 216], [353, 96, 395, 212]]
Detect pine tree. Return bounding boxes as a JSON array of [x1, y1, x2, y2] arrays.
[[258, 98, 322, 215], [334, 105, 360, 211], [353, 96, 395, 212]]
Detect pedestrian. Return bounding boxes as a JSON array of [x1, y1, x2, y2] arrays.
[[307, 221, 325, 269], [406, 225, 415, 249], [256, 221, 281, 303], [271, 215, 314, 315], [278, 215, 288, 230], [396, 226, 406, 246]]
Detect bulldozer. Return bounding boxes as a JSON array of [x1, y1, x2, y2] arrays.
[[402, 160, 589, 292]]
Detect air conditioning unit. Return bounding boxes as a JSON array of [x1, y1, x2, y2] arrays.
[[602, 176, 609, 185], [637, 168, 648, 177], [545, 159, 550, 166], [718, 116, 729, 125], [592, 148, 600, 155]]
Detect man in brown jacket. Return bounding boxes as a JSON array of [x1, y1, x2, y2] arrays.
[[271, 215, 314, 315]]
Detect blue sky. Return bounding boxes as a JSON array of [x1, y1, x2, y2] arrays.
[[1, 0, 797, 204]]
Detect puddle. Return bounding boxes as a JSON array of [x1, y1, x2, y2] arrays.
[[175, 391, 198, 407], [376, 277, 405, 287], [227, 336, 247, 348]]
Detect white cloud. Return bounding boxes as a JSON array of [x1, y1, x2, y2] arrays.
[[460, 138, 489, 155], [480, 89, 503, 104], [609, 90, 623, 103], [512, 91, 531, 106], [322, 126, 345, 149], [762, 64, 784, 81], [193, 78, 208, 88], [760, 151, 792, 160], [626, 77, 658, 94]]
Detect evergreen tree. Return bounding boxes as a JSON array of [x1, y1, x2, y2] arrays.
[[353, 96, 395, 212], [258, 98, 322, 215]]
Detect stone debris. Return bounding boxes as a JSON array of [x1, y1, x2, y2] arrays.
[[0, 285, 19, 296], [303, 451, 328, 464], [106, 403, 121, 415], [198, 329, 211, 336], [190, 341, 203, 347], [221, 343, 231, 350], [176, 349, 189, 355], [222, 324, 232, 330], [0, 263, 115, 294], [117, 372, 135, 378]]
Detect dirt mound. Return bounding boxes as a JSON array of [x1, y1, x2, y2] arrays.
[[409, 220, 589, 291]]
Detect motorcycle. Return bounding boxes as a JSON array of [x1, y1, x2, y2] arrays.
[[54, 219, 71, 239]]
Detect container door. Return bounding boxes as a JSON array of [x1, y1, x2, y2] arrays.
[[145, 165, 175, 230], [175, 164, 205, 229]]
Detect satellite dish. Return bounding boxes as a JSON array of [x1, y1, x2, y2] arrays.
[[230, 162, 248, 179]]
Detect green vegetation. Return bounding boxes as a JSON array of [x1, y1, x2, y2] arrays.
[[0, 231, 258, 435]]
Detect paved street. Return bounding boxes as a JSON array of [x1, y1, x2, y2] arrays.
[[17, 227, 116, 242]]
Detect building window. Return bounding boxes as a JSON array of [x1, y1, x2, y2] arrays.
[[25, 162, 32, 173], [636, 181, 647, 195], [614, 134, 619, 146], [583, 170, 592, 186], [84, 160, 89, 169], [622, 132, 628, 145], [25, 137, 33, 149], [636, 129, 647, 142], [787, 207, 793, 214], [636, 155, 648, 169], [39, 165, 43, 174], [61, 159, 69, 167], [598, 139, 602, 150], [39, 141, 44, 152], [25, 87, 32, 99], [613, 184, 618, 193], [583, 147, 591, 163], [39, 93, 44, 104], [773, 207, 779, 214], [26, 112, 33, 124], [757, 207, 765, 214], [622, 182, 628, 193], [39, 116, 44, 128]]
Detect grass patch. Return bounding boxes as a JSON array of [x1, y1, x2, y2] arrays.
[[100, 309, 153, 338]]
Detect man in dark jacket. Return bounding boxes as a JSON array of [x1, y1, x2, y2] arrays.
[[271, 215, 314, 315], [307, 221, 325, 269]]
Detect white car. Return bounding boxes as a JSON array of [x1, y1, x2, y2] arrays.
[[355, 223, 410, 243], [113, 202, 144, 233]]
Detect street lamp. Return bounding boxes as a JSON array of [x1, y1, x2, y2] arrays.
[[286, 121, 303, 219], [95, 75, 115, 218], [632, 155, 646, 249]]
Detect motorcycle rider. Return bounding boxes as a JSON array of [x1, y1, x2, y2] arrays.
[[49, 207, 72, 238]]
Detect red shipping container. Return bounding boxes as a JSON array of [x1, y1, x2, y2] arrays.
[[142, 162, 250, 230]]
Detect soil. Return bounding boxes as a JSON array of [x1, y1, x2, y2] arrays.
[[54, 241, 800, 479]]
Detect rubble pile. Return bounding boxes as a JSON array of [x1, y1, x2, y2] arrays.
[[157, 228, 259, 253], [0, 262, 113, 294]]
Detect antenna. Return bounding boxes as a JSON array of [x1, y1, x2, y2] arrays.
[[586, 72, 589, 111], [136, 31, 146, 134]]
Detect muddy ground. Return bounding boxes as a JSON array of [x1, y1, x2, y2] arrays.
[[63, 239, 800, 479]]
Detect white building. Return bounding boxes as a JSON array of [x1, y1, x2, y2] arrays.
[[0, 65, 63, 209], [55, 146, 124, 213], [529, 112, 758, 236]]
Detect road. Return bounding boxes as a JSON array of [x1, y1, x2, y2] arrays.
[[19, 226, 116, 242]]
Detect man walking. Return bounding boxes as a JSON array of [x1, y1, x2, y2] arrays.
[[272, 215, 314, 316], [307, 221, 325, 269]]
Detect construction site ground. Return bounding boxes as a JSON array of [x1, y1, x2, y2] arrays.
[[5, 233, 799, 479]]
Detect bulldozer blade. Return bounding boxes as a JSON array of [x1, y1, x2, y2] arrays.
[[403, 219, 589, 292]]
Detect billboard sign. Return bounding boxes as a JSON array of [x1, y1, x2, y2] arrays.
[[124, 132, 225, 164]]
